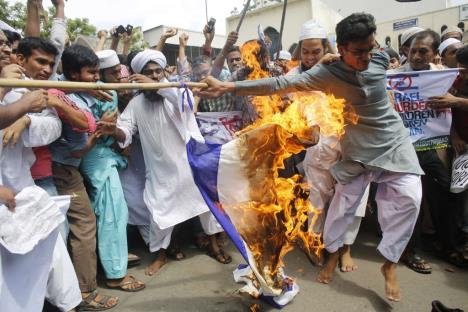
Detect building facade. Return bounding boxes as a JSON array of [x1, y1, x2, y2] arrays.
[[225, 0, 343, 55]]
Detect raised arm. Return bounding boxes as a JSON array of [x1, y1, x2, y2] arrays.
[[211, 31, 238, 78], [49, 0, 67, 78], [200, 23, 214, 57], [155, 28, 177, 52], [122, 32, 131, 56], [25, 0, 42, 37], [95, 30, 108, 52]]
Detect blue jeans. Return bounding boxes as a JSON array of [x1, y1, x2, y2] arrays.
[[35, 176, 70, 241]]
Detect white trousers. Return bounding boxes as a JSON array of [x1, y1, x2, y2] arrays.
[[0, 230, 81, 312], [324, 170, 422, 263], [138, 212, 223, 253], [304, 136, 367, 245], [46, 233, 82, 311]]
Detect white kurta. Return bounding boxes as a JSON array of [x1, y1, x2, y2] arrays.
[[1, 88, 62, 192], [119, 135, 150, 226], [0, 91, 79, 311], [117, 86, 210, 230]]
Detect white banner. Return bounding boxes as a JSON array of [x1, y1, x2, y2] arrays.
[[388, 69, 459, 151], [451, 152, 468, 193], [196, 111, 242, 144]]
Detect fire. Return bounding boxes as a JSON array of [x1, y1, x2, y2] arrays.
[[224, 40, 356, 293]]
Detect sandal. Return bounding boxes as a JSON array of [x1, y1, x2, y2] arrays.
[[78, 291, 119, 311], [128, 253, 141, 267], [402, 253, 432, 274], [207, 247, 232, 264], [443, 251, 468, 268], [106, 275, 146, 292]]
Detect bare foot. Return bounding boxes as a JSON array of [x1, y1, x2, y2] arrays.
[[381, 261, 401, 302], [145, 250, 167, 276], [340, 245, 358, 272], [317, 251, 339, 284]]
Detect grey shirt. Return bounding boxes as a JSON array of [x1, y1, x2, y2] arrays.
[[235, 51, 424, 183]]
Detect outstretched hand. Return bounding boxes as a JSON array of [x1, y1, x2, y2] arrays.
[[193, 76, 234, 99]]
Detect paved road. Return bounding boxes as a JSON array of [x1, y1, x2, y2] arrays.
[[96, 227, 468, 312]]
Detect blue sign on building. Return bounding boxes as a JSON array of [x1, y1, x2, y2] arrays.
[[393, 18, 418, 31]]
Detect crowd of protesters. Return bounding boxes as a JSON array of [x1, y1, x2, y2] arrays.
[[0, 1, 467, 311]]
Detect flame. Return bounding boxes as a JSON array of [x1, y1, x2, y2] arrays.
[[224, 40, 357, 292]]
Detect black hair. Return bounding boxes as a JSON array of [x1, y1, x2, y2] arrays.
[[288, 42, 298, 55], [127, 49, 142, 74], [3, 30, 21, 44], [61, 44, 99, 80], [192, 55, 212, 69], [458, 22, 465, 32], [17, 37, 58, 58], [336, 13, 376, 46], [384, 47, 399, 60], [456, 45, 468, 65], [227, 46, 240, 54], [118, 53, 128, 66], [441, 25, 448, 34], [412, 30, 440, 53]]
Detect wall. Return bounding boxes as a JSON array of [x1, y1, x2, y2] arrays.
[[376, 6, 462, 50], [226, 0, 314, 52], [322, 0, 449, 23]]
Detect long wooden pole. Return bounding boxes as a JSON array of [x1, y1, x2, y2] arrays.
[[0, 79, 208, 91], [276, 0, 288, 60], [236, 0, 252, 33]]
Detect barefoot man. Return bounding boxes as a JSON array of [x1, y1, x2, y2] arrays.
[[197, 13, 423, 302], [109, 50, 228, 276]]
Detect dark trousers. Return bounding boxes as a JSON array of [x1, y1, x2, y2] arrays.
[[413, 149, 459, 253], [52, 162, 98, 292]]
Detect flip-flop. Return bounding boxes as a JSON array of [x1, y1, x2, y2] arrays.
[[128, 253, 141, 266], [78, 291, 119, 311], [402, 254, 432, 274], [207, 248, 232, 264], [107, 275, 146, 292]]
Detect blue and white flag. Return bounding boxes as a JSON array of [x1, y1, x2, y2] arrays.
[[186, 124, 314, 308], [387, 68, 458, 151]]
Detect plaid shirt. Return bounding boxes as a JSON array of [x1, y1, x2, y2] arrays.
[[198, 69, 240, 112]]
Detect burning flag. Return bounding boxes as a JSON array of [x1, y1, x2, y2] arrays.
[[187, 40, 352, 308]]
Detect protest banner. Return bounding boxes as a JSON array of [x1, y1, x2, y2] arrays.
[[387, 69, 459, 151]]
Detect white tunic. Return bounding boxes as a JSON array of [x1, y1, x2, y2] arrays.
[[0, 92, 79, 311], [1, 89, 61, 192], [117, 86, 209, 229]]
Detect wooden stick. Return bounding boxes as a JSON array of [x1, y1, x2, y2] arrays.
[[276, 0, 288, 60], [0, 79, 208, 91], [236, 0, 252, 33]]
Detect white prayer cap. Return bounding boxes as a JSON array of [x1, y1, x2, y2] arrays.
[[278, 50, 292, 61], [401, 27, 424, 46], [442, 26, 463, 38], [438, 38, 461, 55], [0, 20, 18, 33], [131, 49, 167, 74], [96, 49, 120, 70], [299, 20, 327, 41]]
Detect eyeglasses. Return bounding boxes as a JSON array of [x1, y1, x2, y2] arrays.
[[0, 40, 12, 49]]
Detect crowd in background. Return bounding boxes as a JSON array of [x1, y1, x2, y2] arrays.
[[0, 0, 468, 311]]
